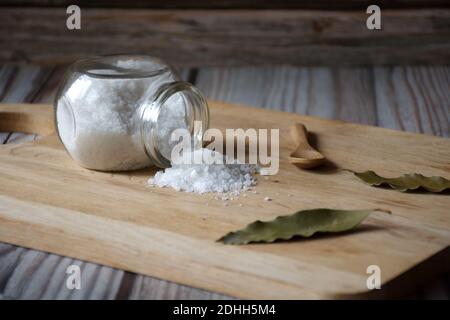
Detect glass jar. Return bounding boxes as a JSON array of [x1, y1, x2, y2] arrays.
[[54, 55, 209, 171]]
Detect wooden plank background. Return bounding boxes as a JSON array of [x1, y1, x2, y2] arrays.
[[1, 8, 449, 66], [1, 1, 449, 9], [0, 63, 449, 299]]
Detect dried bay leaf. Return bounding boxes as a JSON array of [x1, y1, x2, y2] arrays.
[[217, 208, 388, 245], [349, 170, 450, 193]]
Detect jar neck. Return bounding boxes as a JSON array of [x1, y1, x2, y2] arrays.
[[138, 81, 209, 168]]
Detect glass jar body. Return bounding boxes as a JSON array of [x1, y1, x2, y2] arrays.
[[54, 55, 209, 171]]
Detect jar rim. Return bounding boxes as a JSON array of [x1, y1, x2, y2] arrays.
[[71, 54, 171, 79], [139, 81, 210, 168]]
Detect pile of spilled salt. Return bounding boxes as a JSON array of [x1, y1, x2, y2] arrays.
[[148, 148, 257, 194]]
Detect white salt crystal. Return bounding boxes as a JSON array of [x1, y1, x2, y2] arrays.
[[148, 148, 258, 194]]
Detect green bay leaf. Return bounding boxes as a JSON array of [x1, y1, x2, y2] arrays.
[[217, 208, 386, 245], [350, 170, 450, 193]]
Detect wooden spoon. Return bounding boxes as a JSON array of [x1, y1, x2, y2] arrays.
[[289, 123, 326, 169]]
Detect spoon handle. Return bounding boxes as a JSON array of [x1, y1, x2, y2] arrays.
[[290, 123, 311, 148]]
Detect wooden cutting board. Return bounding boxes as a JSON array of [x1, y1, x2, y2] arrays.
[[0, 102, 449, 299]]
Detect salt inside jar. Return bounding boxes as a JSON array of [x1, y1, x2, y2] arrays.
[[54, 55, 209, 171]]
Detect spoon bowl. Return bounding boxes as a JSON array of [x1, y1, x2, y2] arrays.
[[289, 123, 326, 169]]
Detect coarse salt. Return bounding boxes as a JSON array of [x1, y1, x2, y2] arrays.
[[148, 148, 258, 194]]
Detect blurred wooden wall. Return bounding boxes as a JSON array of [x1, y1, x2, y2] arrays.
[[0, 1, 449, 66]]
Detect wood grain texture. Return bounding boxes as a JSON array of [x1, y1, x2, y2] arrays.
[[90, 65, 450, 299], [0, 243, 123, 299], [0, 67, 16, 148], [0, 134, 7, 143], [0, 65, 127, 300], [0, 65, 227, 300], [128, 277, 231, 300], [373, 60, 450, 235], [195, 66, 450, 299], [1, 65, 449, 299], [1, 8, 449, 66], [0, 102, 449, 299], [2, 1, 448, 9], [196, 66, 378, 124], [0, 65, 52, 144], [374, 66, 450, 137], [196, 66, 450, 137]]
